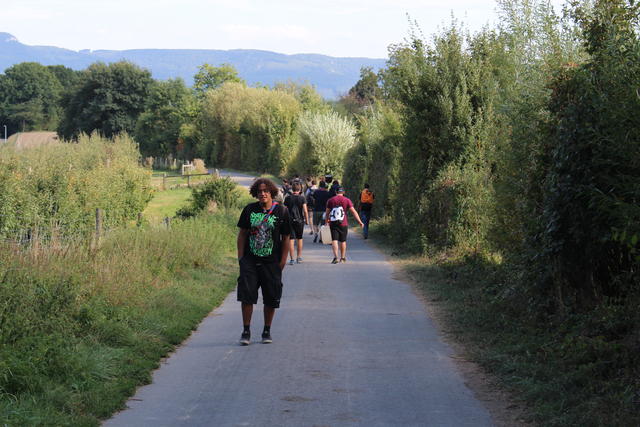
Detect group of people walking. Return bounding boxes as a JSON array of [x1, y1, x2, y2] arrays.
[[235, 175, 374, 345]]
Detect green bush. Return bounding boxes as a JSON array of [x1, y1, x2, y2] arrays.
[[199, 82, 301, 175], [289, 110, 357, 177], [176, 176, 242, 219], [0, 133, 153, 239]]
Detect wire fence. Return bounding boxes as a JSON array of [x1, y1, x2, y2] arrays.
[[0, 209, 174, 249]]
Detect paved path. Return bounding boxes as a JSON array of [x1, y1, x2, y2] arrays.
[[105, 172, 493, 427]]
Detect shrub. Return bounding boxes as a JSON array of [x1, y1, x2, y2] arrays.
[[176, 176, 241, 219], [199, 82, 301, 174], [289, 110, 357, 177], [0, 133, 152, 239]]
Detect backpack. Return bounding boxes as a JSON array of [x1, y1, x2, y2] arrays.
[[360, 189, 374, 204], [330, 206, 345, 222], [306, 189, 315, 209], [285, 194, 305, 223]]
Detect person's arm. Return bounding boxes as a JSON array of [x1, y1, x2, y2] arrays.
[[280, 234, 290, 270], [302, 202, 309, 225], [237, 229, 249, 259], [325, 207, 331, 225], [349, 206, 364, 228]]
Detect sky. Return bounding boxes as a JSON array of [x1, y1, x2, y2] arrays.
[[2, 0, 567, 58]]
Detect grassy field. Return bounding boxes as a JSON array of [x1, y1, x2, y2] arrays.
[[0, 182, 243, 426], [150, 170, 211, 190], [142, 187, 192, 223]]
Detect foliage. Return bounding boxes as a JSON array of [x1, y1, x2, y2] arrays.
[[289, 110, 357, 177], [193, 63, 245, 95], [0, 133, 152, 238], [0, 212, 239, 426], [273, 80, 329, 112], [541, 0, 640, 305], [199, 82, 301, 174], [57, 61, 153, 140], [0, 62, 64, 134], [134, 78, 198, 158], [342, 104, 402, 217], [176, 176, 242, 218]]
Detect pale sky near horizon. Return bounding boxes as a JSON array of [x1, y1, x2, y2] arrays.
[[3, 0, 567, 58]]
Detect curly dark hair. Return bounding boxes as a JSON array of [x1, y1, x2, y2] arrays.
[[250, 178, 279, 198]]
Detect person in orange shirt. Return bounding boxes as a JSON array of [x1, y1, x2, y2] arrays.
[[359, 183, 375, 239]]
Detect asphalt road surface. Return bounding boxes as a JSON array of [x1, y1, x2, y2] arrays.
[[105, 172, 493, 427]]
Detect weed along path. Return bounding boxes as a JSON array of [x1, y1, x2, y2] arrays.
[[105, 171, 493, 427]]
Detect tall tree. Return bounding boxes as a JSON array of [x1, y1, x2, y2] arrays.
[[57, 61, 153, 140], [193, 63, 245, 95], [0, 62, 62, 134], [135, 78, 197, 158]]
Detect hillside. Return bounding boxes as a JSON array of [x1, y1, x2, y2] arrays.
[[0, 32, 386, 99]]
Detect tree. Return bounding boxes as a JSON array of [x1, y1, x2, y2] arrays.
[[273, 80, 328, 112], [57, 61, 153, 140], [0, 62, 63, 133], [135, 78, 197, 158], [193, 63, 245, 95]]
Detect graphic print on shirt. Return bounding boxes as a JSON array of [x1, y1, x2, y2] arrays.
[[330, 206, 345, 222], [249, 212, 277, 257]]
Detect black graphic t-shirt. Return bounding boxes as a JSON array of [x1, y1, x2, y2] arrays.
[[284, 194, 306, 223], [237, 202, 291, 264]]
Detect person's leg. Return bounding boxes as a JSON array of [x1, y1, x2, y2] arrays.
[[242, 303, 254, 326], [263, 306, 275, 326], [360, 210, 369, 238], [331, 240, 339, 259], [259, 263, 282, 343], [340, 241, 347, 260], [297, 238, 303, 259], [237, 258, 259, 344], [289, 239, 295, 262]]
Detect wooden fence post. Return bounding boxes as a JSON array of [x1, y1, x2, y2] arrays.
[[187, 174, 191, 188], [137, 212, 143, 227], [164, 217, 171, 229]]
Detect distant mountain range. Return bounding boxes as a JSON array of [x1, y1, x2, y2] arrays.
[[0, 32, 387, 99]]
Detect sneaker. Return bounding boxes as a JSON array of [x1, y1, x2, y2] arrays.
[[239, 331, 250, 346], [296, 257, 303, 264], [261, 331, 273, 344], [309, 230, 314, 235], [289, 259, 295, 265], [313, 234, 318, 243], [340, 258, 346, 263], [331, 257, 339, 264]]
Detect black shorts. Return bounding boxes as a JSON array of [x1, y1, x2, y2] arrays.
[[237, 257, 283, 308], [330, 223, 348, 242], [290, 221, 304, 239]]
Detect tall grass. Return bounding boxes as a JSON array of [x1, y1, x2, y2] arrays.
[[0, 133, 152, 239], [0, 211, 239, 426]]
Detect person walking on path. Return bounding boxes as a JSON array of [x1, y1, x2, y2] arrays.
[[305, 180, 317, 235], [325, 186, 364, 264], [311, 181, 332, 243], [329, 179, 340, 197], [359, 183, 375, 239], [236, 178, 291, 345], [284, 181, 309, 265]]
